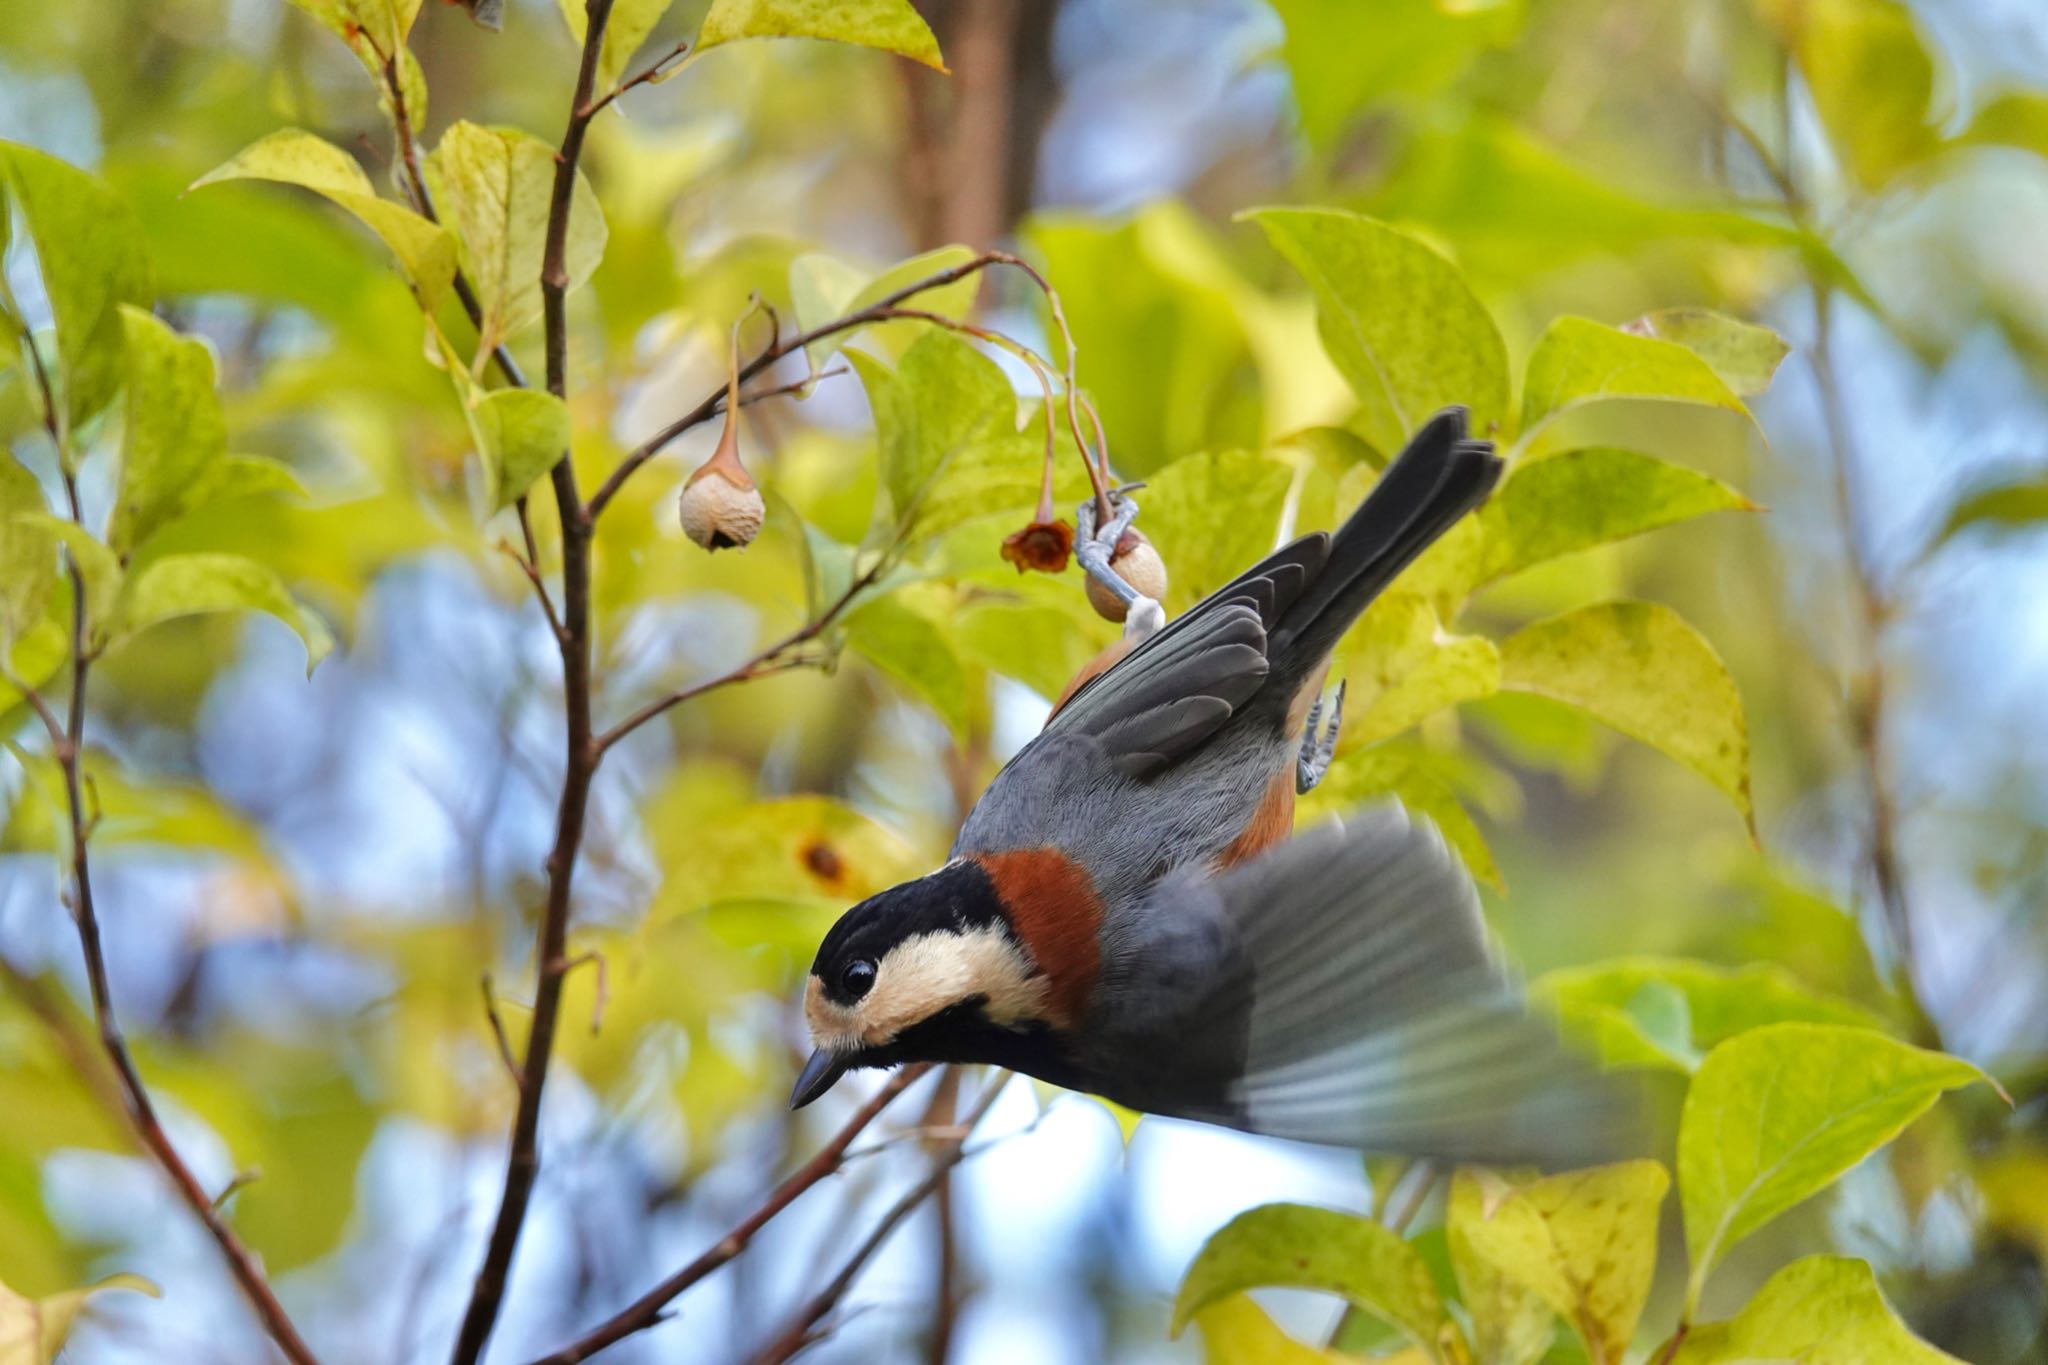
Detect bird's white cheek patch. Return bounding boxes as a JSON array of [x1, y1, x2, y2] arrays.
[[805, 927, 1050, 1051]]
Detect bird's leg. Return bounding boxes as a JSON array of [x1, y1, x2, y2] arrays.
[[1076, 493, 1164, 646], [1296, 679, 1347, 794]]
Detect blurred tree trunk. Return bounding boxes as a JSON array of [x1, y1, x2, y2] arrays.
[[901, 0, 1059, 255]]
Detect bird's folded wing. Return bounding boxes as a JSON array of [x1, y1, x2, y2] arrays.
[[1041, 535, 1326, 777]]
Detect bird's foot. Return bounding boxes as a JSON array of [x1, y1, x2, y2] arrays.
[[1296, 679, 1347, 794], [1076, 491, 1164, 645]]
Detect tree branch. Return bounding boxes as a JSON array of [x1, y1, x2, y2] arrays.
[[525, 1064, 935, 1365], [583, 250, 1079, 523], [15, 378, 320, 1361], [446, 4, 616, 1361], [592, 546, 887, 755], [744, 1072, 1012, 1365]]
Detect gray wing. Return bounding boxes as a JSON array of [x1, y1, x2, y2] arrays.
[[1041, 535, 1327, 778], [1080, 810, 1635, 1165]]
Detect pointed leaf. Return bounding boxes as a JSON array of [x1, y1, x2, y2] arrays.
[[11, 516, 120, 646], [113, 553, 333, 671], [1961, 91, 2048, 160], [1498, 601, 1751, 832], [1621, 310, 1790, 397], [0, 1272, 158, 1365], [0, 459, 54, 645], [423, 121, 606, 355], [1173, 1203, 1449, 1354], [1927, 470, 2048, 553], [1520, 317, 1747, 441], [1537, 957, 1882, 1074], [1335, 592, 1501, 751], [469, 387, 569, 512], [1673, 1255, 1964, 1364], [1247, 207, 1509, 455], [1449, 1163, 1668, 1365], [697, 0, 946, 71], [191, 130, 455, 309], [1679, 1024, 1989, 1307], [1754, 0, 1940, 190], [843, 590, 970, 739], [108, 307, 225, 555], [1448, 1175, 1555, 1365], [284, 0, 424, 58], [0, 143, 154, 436], [1193, 1295, 1352, 1365], [1139, 448, 1294, 613]]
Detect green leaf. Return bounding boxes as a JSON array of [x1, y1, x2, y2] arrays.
[[284, 0, 424, 60], [1679, 1023, 1988, 1308], [952, 598, 1103, 705], [0, 1271, 158, 1365], [1408, 448, 1752, 609], [0, 459, 54, 646], [1926, 470, 2048, 553], [1301, 745, 1503, 892], [191, 130, 456, 311], [1, 752, 275, 864], [1672, 1255, 1965, 1364], [1498, 601, 1751, 833], [1267, 0, 1517, 150], [1961, 91, 2048, 160], [1192, 1294, 1352, 1365], [196, 456, 309, 507], [112, 553, 333, 672], [1246, 207, 1509, 456], [1621, 311, 1790, 398], [826, 245, 987, 366], [1026, 208, 1265, 477], [1448, 1175, 1554, 1365], [1537, 958, 1882, 1074], [852, 330, 1053, 541], [644, 786, 923, 918], [468, 388, 569, 513], [1138, 448, 1294, 614], [1172, 1203, 1449, 1354], [843, 590, 970, 739], [1520, 317, 1747, 442], [1334, 592, 1501, 751], [0, 143, 154, 438], [423, 121, 607, 356], [556, 0, 676, 90], [107, 307, 225, 556], [696, 0, 946, 71], [1449, 1163, 1667, 1365], [1755, 0, 1940, 191], [11, 516, 120, 646]]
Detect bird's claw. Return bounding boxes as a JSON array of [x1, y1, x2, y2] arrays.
[[1075, 492, 1162, 643], [1296, 679, 1346, 794]]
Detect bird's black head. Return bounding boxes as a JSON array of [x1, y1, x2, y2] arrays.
[[791, 860, 1062, 1107]]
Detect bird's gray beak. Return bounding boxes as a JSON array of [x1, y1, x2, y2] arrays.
[[789, 1048, 849, 1109]]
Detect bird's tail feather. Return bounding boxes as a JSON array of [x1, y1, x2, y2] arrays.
[[1271, 407, 1503, 680]]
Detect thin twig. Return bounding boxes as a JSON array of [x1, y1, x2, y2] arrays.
[[480, 974, 524, 1090], [446, 3, 616, 1361], [592, 553, 883, 755], [525, 1065, 936, 1365], [497, 540, 569, 645], [580, 40, 690, 121], [584, 250, 1082, 523], [16, 345, 322, 1361], [745, 1072, 1013, 1365]]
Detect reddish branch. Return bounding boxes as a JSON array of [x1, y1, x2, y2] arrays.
[[583, 250, 1086, 522], [445, 2, 617, 1361], [744, 1072, 1013, 1364], [525, 1065, 935, 1365], [12, 336, 320, 1364]]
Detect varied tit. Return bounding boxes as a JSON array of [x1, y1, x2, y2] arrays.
[[795, 408, 1623, 1164]]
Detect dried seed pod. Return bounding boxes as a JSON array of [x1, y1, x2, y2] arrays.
[[679, 402, 763, 551], [1001, 518, 1075, 574], [1085, 529, 1168, 622]]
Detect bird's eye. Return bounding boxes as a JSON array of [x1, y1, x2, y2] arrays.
[[839, 958, 877, 1001]]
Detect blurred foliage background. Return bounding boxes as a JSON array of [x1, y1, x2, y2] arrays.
[[2, 0, 2046, 1361]]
